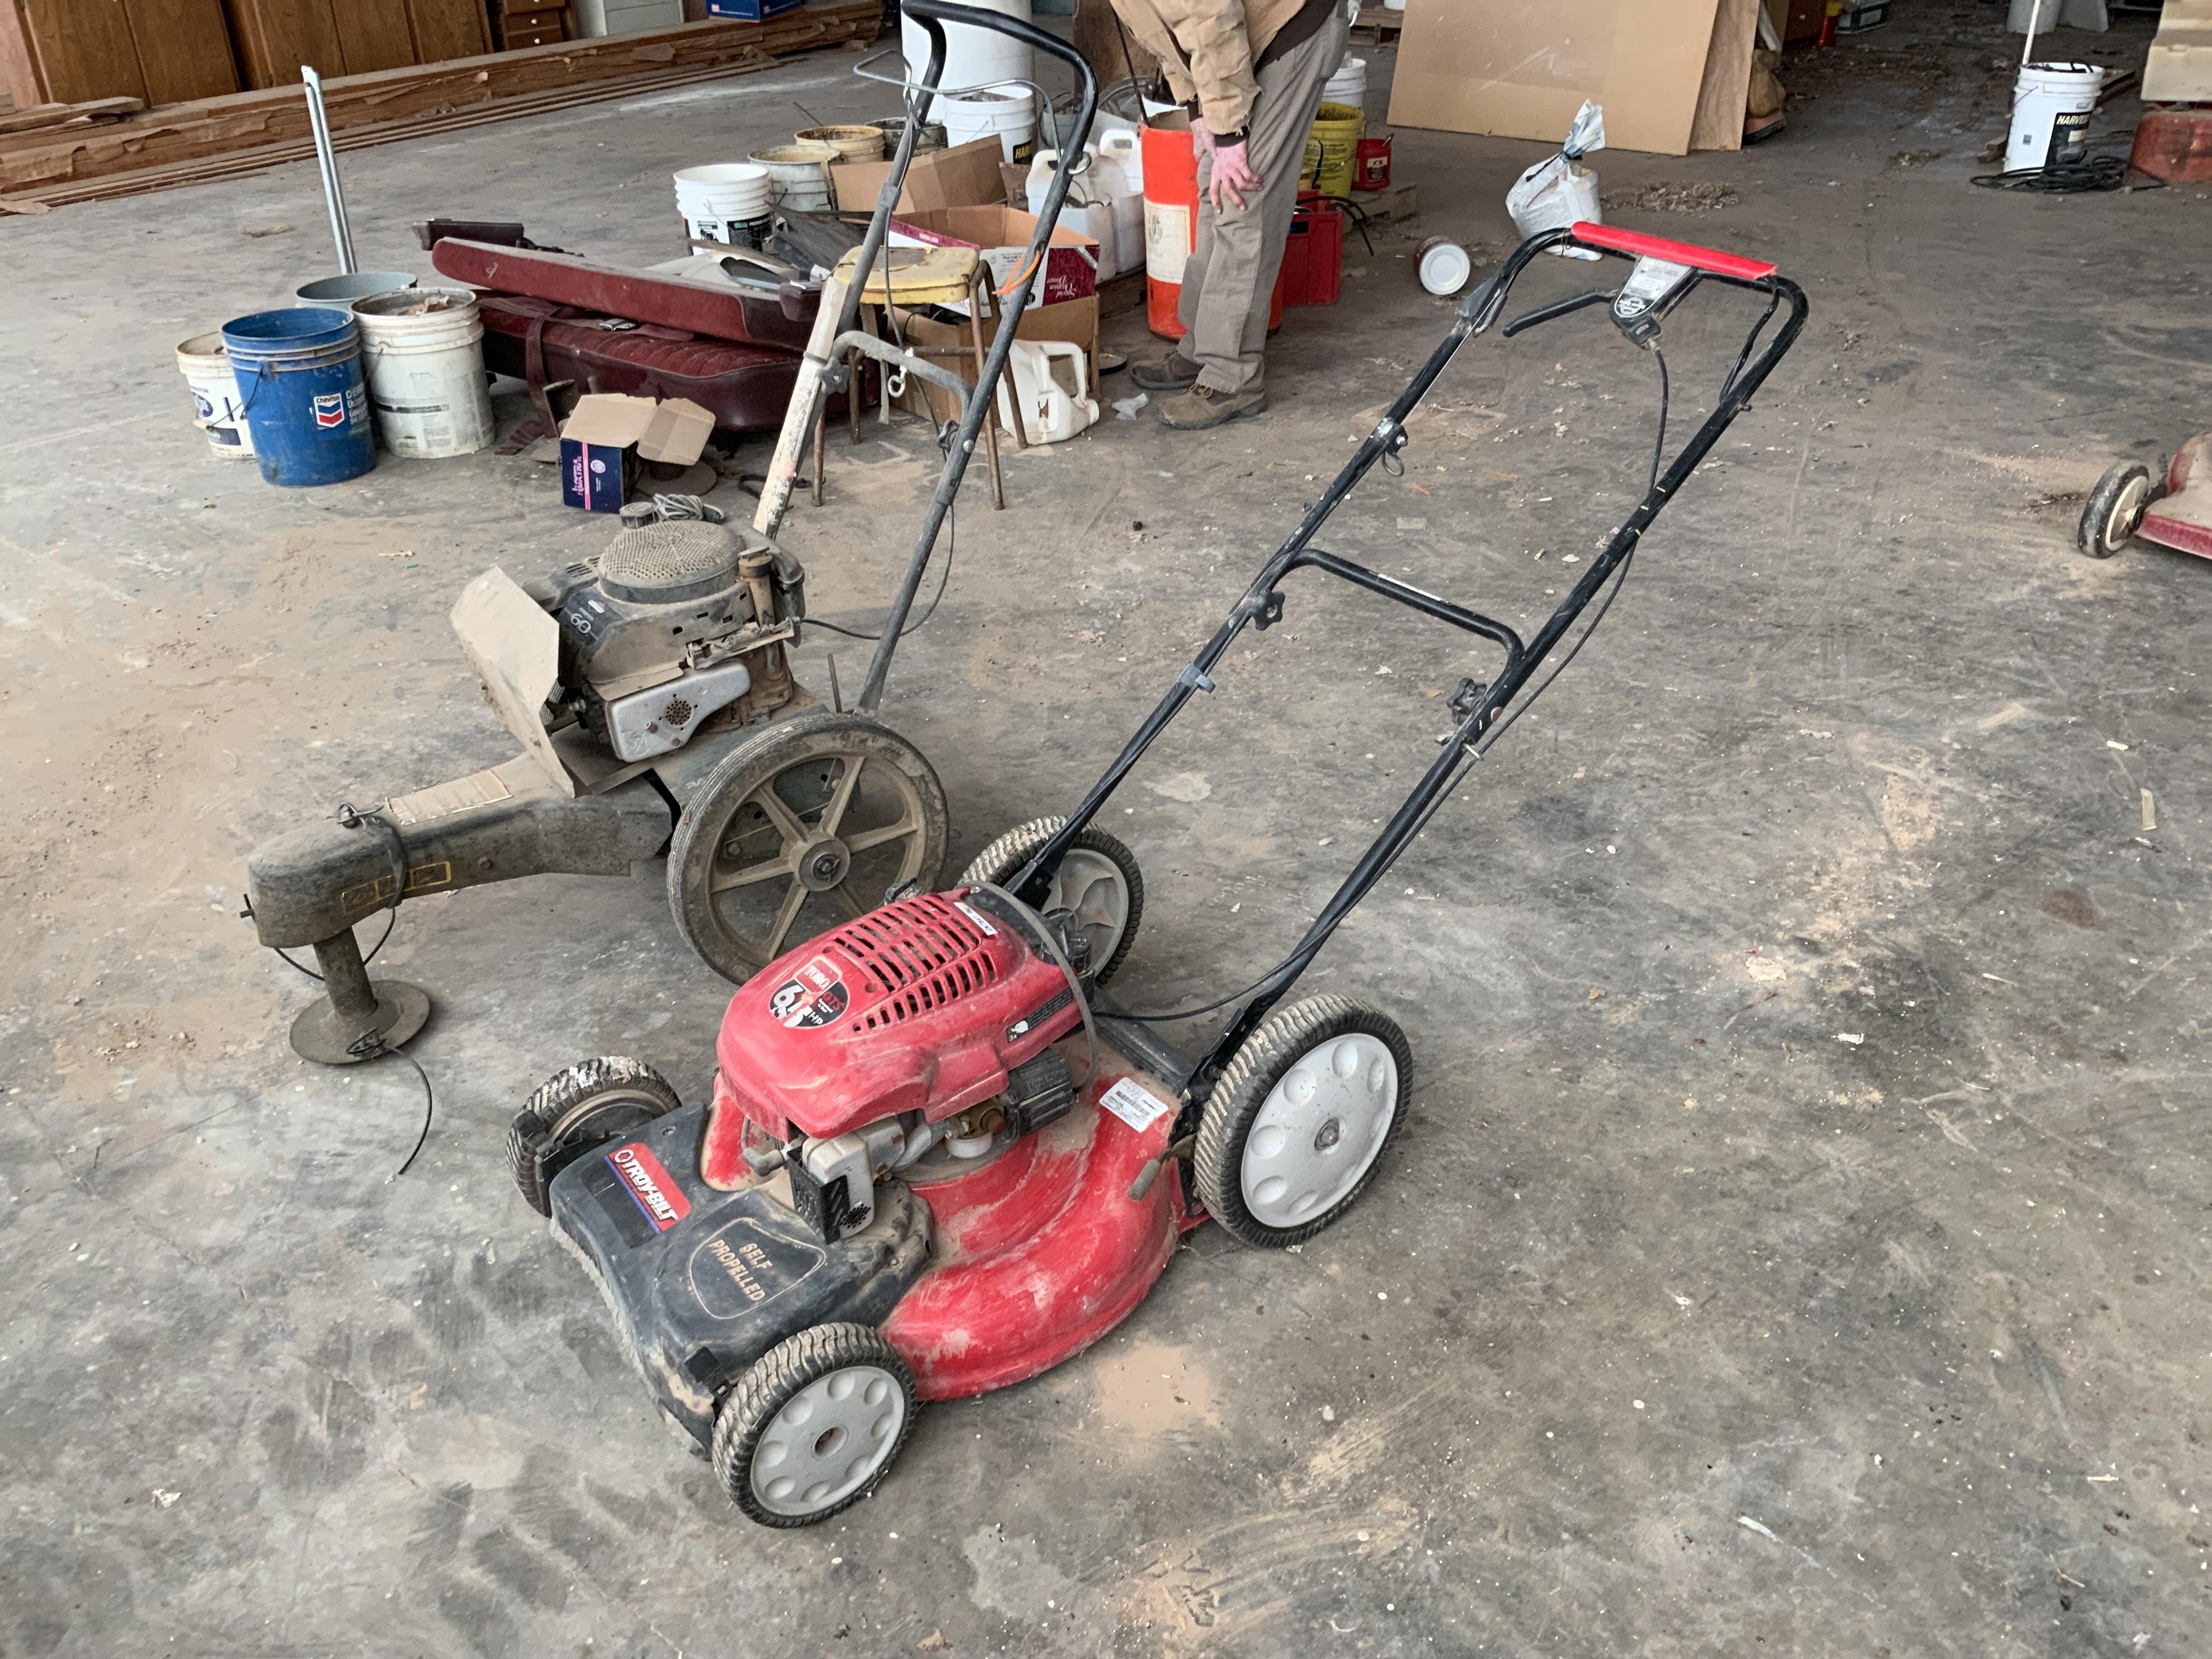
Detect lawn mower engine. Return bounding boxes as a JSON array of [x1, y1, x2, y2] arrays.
[[527, 884, 1188, 1519], [528, 504, 808, 763]]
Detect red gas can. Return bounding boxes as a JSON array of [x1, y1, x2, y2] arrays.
[[1353, 134, 1392, 191]]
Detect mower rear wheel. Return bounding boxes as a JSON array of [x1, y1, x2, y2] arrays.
[[2079, 461, 2153, 558], [961, 818, 1144, 981], [507, 1054, 682, 1216], [1194, 996, 1411, 1248], [668, 711, 949, 984], [712, 1323, 917, 1527]]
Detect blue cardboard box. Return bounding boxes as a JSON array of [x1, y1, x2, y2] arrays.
[[558, 393, 715, 513], [706, 0, 802, 19]]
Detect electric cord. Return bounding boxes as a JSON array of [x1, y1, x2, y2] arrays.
[[1971, 154, 2144, 193], [802, 421, 961, 641]]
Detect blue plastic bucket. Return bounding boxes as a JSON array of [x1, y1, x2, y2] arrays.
[[221, 307, 376, 487]]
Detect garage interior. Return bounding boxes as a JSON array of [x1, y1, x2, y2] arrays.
[[2, 0, 2209, 1653]]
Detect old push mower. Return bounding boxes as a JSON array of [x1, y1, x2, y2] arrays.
[[2078, 431, 2212, 562], [241, 0, 1099, 1066], [518, 222, 1807, 1526]]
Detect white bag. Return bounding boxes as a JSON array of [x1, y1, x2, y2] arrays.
[[1505, 100, 1605, 258]]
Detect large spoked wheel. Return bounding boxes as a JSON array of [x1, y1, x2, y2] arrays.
[[961, 817, 1144, 982], [507, 1054, 682, 1216], [712, 1324, 917, 1527], [2078, 461, 2153, 559], [1194, 996, 1412, 1248], [669, 711, 949, 984]]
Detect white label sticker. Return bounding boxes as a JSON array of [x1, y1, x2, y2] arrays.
[[1099, 1076, 1174, 1133], [1144, 200, 1190, 285], [954, 900, 997, 936]]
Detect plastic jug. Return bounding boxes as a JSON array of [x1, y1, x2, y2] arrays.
[[1026, 146, 1138, 278], [995, 338, 1098, 443]]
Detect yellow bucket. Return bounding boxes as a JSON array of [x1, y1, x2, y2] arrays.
[[1302, 102, 1365, 197]]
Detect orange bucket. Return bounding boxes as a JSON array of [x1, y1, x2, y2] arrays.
[[1140, 122, 1284, 341]]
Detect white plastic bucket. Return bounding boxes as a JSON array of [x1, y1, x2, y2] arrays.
[[176, 331, 255, 459], [901, 0, 1032, 98], [749, 143, 837, 211], [1322, 55, 1367, 110], [2007, 61, 2102, 171], [674, 162, 772, 243], [295, 271, 416, 306], [940, 83, 1037, 163], [349, 288, 494, 459]]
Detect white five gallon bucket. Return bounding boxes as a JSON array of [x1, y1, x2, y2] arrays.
[[674, 163, 773, 245], [901, 0, 1032, 99], [350, 289, 494, 459], [749, 143, 838, 211], [1322, 55, 1367, 110], [940, 84, 1037, 163], [2006, 61, 2102, 171], [176, 331, 256, 459]]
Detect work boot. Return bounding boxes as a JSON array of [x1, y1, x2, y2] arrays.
[[1158, 385, 1268, 430], [1131, 352, 1201, 393]]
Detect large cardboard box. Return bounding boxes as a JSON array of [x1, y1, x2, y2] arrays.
[[890, 295, 1099, 430], [831, 137, 1009, 214], [1387, 0, 1725, 157], [888, 205, 1101, 313]]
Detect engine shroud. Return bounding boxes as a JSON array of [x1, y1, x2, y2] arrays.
[[699, 889, 1086, 1187], [556, 519, 756, 692]]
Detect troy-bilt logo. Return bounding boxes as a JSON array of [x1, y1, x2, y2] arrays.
[[767, 954, 849, 1030], [311, 392, 348, 428], [607, 1143, 689, 1232]]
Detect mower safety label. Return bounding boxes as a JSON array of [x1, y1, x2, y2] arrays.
[[1100, 1077, 1173, 1133], [768, 955, 848, 1030], [606, 1143, 690, 1232]]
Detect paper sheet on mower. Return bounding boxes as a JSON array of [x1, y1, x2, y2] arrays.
[[1100, 1076, 1175, 1133]]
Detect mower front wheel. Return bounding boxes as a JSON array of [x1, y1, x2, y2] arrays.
[[507, 1055, 682, 1216], [961, 818, 1145, 981], [2079, 461, 2153, 558], [1194, 996, 1412, 1248], [712, 1323, 917, 1527]]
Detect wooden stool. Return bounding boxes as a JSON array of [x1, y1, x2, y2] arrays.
[[816, 244, 1027, 512]]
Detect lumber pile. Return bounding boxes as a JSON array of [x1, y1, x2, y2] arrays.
[[0, 2, 878, 212]]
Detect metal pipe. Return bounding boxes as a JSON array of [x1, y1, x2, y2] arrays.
[[301, 66, 355, 275]]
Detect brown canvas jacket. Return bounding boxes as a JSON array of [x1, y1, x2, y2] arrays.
[[1108, 0, 1313, 137]]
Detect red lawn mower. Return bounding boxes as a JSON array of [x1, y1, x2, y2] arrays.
[[514, 220, 1808, 1525], [2079, 431, 2212, 562]]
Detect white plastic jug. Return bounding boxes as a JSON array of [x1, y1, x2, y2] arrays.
[[995, 339, 1098, 444], [1026, 146, 1137, 278]]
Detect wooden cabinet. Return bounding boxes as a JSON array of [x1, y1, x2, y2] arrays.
[[223, 0, 494, 89], [2, 0, 240, 107]]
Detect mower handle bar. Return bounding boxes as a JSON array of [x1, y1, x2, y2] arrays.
[[848, 0, 1098, 715], [1007, 219, 1807, 1104]]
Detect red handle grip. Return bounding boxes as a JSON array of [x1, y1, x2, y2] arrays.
[[1569, 221, 1776, 281]]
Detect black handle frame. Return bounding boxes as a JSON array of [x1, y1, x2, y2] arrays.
[[1004, 224, 1810, 1103], [848, 0, 1099, 714]]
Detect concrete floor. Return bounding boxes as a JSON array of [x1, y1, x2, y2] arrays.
[[4, 4, 2210, 1654]]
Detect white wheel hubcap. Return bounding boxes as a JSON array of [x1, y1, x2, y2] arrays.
[[750, 1364, 906, 1517], [1240, 1032, 1398, 1228], [1046, 848, 1129, 968], [2107, 474, 2149, 545]]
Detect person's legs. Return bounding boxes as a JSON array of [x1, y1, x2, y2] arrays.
[[1182, 10, 1351, 396]]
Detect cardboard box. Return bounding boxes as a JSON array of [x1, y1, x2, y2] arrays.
[[890, 294, 1099, 430], [705, 0, 799, 15], [558, 393, 714, 512], [888, 205, 1100, 314], [832, 138, 1009, 215]]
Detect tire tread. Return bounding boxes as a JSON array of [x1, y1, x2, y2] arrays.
[[710, 1322, 917, 1527]]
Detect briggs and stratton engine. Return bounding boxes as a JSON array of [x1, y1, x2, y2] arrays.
[[524, 500, 810, 763]]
